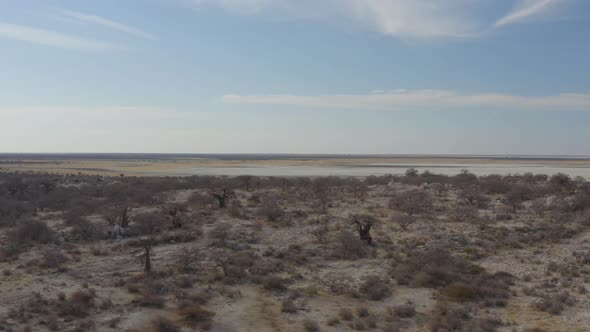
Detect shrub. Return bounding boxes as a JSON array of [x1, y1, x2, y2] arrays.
[[356, 307, 369, 317], [208, 223, 232, 247], [391, 249, 513, 306], [389, 189, 433, 216], [395, 213, 416, 231], [151, 317, 181, 332], [359, 275, 392, 301], [303, 319, 320, 332], [58, 289, 96, 317], [7, 220, 55, 245], [69, 218, 103, 241], [334, 230, 370, 259], [229, 200, 244, 218], [317, 272, 351, 294], [132, 212, 163, 236], [178, 302, 215, 329], [429, 302, 469, 332], [533, 292, 574, 315], [448, 206, 478, 223], [258, 195, 285, 221], [40, 248, 67, 269], [389, 302, 416, 318], [262, 276, 288, 292], [327, 317, 340, 326], [339, 308, 354, 321], [443, 282, 478, 302], [281, 299, 298, 313]]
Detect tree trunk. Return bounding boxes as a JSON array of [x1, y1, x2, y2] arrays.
[[144, 247, 151, 274]]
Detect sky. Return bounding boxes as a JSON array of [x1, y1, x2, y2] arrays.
[[1, 0, 589, 155]]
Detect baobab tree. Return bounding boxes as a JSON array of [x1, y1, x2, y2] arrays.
[[351, 214, 377, 245], [211, 188, 234, 209], [137, 235, 156, 274]]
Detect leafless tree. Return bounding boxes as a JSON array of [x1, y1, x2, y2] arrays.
[[209, 223, 232, 247], [314, 271, 351, 294], [390, 189, 433, 216], [175, 246, 200, 272], [311, 224, 329, 245], [258, 195, 284, 221], [395, 213, 416, 231], [312, 179, 332, 214], [349, 178, 368, 200]]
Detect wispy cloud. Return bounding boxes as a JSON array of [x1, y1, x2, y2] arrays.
[[60, 10, 155, 39], [0, 106, 183, 117], [221, 90, 590, 111], [193, 0, 573, 39], [494, 0, 560, 27], [0, 22, 118, 50]]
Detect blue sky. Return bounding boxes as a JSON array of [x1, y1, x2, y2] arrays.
[[1, 0, 589, 155]]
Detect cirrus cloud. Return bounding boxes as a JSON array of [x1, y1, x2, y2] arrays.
[[221, 90, 590, 111], [193, 0, 573, 39]]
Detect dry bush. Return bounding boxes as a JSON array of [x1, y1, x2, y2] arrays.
[[188, 192, 214, 209], [69, 217, 103, 241], [430, 182, 448, 196], [443, 282, 478, 302], [327, 317, 340, 326], [333, 230, 371, 259], [311, 224, 329, 245], [40, 248, 67, 269], [389, 189, 433, 216], [262, 275, 288, 292], [174, 246, 200, 272], [281, 298, 298, 313], [504, 185, 533, 211], [392, 249, 513, 306], [533, 292, 574, 315], [481, 175, 511, 194], [359, 275, 392, 301], [177, 301, 215, 330], [208, 223, 232, 247], [257, 195, 285, 221], [303, 319, 320, 332], [448, 206, 478, 223], [429, 302, 469, 331], [316, 272, 352, 294], [394, 213, 416, 231], [0, 197, 33, 226], [388, 302, 416, 319], [458, 187, 489, 208], [137, 283, 165, 308], [132, 212, 163, 236], [452, 170, 479, 188], [339, 308, 354, 321], [57, 289, 96, 318], [7, 220, 56, 246], [71, 319, 96, 332], [549, 173, 575, 193], [150, 316, 180, 332], [229, 200, 245, 218]]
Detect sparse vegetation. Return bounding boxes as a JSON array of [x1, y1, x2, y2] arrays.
[[0, 169, 589, 331]]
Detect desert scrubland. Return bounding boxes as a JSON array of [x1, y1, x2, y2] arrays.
[[1, 169, 590, 331]]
